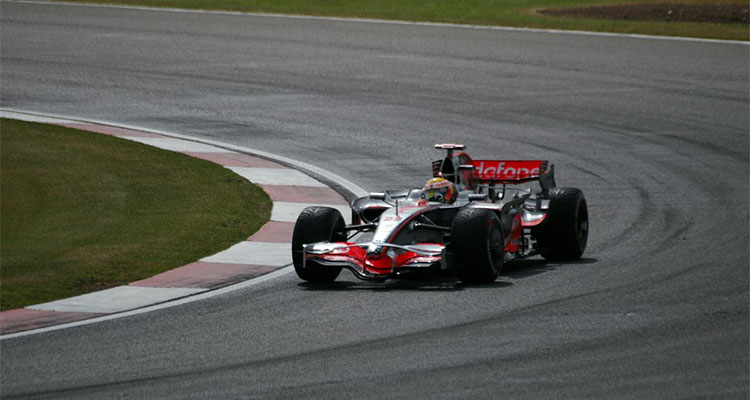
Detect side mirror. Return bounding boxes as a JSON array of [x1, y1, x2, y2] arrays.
[[458, 164, 475, 170], [369, 192, 386, 200], [467, 193, 488, 201]]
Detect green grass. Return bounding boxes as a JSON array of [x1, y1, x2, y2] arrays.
[[54, 0, 748, 41], [0, 119, 271, 310]]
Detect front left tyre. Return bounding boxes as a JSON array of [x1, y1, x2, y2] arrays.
[[292, 206, 345, 282], [532, 187, 588, 260], [450, 208, 504, 284]]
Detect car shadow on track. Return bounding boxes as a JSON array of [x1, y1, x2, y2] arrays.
[[298, 278, 512, 292], [503, 257, 598, 279], [297, 258, 597, 291]]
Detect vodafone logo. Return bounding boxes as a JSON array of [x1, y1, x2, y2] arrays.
[[473, 160, 543, 181]]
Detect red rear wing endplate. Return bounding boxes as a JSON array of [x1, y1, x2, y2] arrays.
[[471, 160, 549, 183]]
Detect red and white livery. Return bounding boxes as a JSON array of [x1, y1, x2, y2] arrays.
[[292, 144, 589, 284]]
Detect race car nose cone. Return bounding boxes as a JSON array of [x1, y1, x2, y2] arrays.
[[367, 244, 383, 257]]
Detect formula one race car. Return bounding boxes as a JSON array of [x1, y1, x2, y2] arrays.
[[292, 144, 588, 284]]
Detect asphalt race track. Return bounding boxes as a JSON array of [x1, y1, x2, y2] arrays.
[[1, 2, 748, 398]]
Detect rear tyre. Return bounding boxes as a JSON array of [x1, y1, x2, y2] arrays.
[[533, 187, 588, 260], [450, 208, 504, 284], [292, 206, 345, 282]]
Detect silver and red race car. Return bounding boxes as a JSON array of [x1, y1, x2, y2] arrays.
[[292, 144, 588, 284]]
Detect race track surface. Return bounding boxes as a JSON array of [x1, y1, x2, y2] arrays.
[[1, 2, 748, 398]]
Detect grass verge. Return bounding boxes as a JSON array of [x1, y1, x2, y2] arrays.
[[0, 119, 271, 311], [52, 0, 748, 41]]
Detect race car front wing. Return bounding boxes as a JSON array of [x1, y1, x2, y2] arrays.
[[302, 242, 445, 280]]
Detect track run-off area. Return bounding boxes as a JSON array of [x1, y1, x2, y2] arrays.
[[1, 1, 748, 398]]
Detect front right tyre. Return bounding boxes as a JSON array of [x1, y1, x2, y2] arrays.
[[292, 206, 345, 282]]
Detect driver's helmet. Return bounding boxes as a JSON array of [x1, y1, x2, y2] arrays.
[[422, 177, 457, 204]]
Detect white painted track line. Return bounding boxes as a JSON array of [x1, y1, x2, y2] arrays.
[[28, 286, 207, 314], [3, 0, 747, 45], [227, 167, 327, 187], [1, 109, 369, 199], [200, 242, 292, 266], [0, 110, 78, 124], [1, 266, 294, 340], [122, 137, 229, 153]]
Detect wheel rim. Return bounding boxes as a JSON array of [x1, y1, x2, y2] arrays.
[[489, 224, 503, 263]]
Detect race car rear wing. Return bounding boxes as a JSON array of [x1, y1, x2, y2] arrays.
[[469, 160, 556, 190], [431, 144, 556, 191]]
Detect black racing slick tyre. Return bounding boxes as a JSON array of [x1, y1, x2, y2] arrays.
[[533, 187, 589, 261], [292, 206, 346, 283], [450, 208, 504, 284]]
